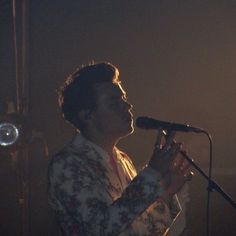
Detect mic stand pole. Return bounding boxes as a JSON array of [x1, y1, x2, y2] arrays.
[[180, 150, 236, 209]]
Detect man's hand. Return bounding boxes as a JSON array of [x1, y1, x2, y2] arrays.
[[161, 151, 194, 197], [148, 129, 181, 176], [148, 129, 194, 198]]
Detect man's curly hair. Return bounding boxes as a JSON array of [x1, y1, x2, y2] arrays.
[[58, 62, 120, 130]]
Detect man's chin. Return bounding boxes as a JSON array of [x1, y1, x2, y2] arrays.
[[121, 125, 134, 138]]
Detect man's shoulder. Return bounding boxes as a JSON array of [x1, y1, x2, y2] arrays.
[[49, 141, 91, 166]]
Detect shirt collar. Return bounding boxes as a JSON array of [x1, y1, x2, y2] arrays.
[[71, 132, 113, 162]]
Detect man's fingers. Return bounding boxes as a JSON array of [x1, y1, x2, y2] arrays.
[[163, 131, 176, 152], [154, 128, 165, 151], [171, 150, 190, 171], [170, 142, 182, 156], [180, 161, 191, 173], [184, 170, 194, 181], [161, 142, 182, 164], [171, 155, 194, 181]]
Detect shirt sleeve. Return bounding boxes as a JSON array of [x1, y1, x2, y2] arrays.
[[121, 152, 181, 235], [48, 151, 166, 236]]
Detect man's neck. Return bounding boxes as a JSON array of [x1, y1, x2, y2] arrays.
[[82, 131, 119, 156]]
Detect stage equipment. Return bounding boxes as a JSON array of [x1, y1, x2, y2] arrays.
[[136, 116, 236, 236], [0, 113, 30, 150]]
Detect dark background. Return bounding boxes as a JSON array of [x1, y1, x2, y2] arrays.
[[1, 0, 236, 235]]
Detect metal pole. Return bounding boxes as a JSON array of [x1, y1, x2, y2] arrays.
[[21, 0, 30, 235], [12, 0, 31, 235]]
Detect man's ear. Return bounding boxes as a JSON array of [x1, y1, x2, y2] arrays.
[[78, 110, 93, 122]]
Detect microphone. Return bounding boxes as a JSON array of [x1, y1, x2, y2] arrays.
[[136, 116, 205, 133]]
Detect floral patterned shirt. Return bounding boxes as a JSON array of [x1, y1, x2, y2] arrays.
[[48, 133, 181, 236]]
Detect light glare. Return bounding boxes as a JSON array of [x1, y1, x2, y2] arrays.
[[0, 122, 19, 146]]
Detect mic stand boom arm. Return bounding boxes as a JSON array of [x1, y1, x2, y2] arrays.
[[180, 150, 236, 209]]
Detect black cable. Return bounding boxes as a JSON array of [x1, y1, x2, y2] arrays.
[[203, 131, 213, 236]]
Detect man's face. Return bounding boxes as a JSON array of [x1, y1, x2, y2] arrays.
[[90, 82, 134, 139]]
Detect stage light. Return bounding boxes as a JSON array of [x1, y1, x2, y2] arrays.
[[0, 122, 19, 146], [0, 113, 29, 150]]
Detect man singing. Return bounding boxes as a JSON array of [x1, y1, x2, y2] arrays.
[[48, 62, 193, 235]]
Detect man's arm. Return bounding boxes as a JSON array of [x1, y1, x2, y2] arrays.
[[48, 153, 166, 236]]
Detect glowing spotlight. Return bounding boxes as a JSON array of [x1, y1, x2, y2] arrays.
[[0, 114, 29, 150], [0, 122, 20, 146]]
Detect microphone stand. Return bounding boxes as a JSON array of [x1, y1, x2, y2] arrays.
[[167, 129, 236, 236], [180, 150, 236, 210], [140, 123, 236, 235]]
